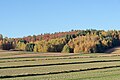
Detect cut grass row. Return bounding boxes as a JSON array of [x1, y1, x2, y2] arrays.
[[1, 64, 120, 79], [0, 53, 116, 60], [0, 52, 81, 59], [1, 56, 120, 67], [0, 53, 120, 63], [2, 66, 120, 80], [0, 61, 120, 76], [1, 59, 120, 69], [0, 51, 25, 57]]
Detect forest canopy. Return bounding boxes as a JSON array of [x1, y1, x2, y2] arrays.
[[0, 29, 120, 53]]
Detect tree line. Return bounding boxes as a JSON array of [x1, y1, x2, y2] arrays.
[[0, 29, 120, 53]]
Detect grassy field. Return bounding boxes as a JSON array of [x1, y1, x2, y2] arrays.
[[0, 50, 120, 80]]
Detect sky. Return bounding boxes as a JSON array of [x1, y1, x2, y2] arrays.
[[0, 0, 120, 38]]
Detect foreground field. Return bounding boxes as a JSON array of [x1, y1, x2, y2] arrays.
[[0, 51, 120, 80]]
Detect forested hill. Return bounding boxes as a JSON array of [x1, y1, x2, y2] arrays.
[[0, 29, 120, 53]]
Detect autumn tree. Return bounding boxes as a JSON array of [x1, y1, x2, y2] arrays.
[[16, 40, 27, 50], [25, 43, 35, 52]]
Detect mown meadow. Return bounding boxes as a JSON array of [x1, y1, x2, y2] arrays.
[[0, 51, 120, 80]]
